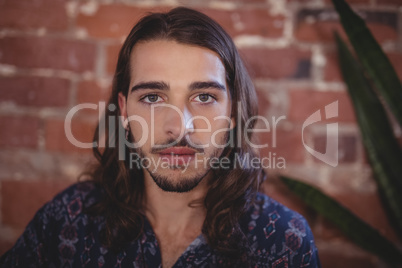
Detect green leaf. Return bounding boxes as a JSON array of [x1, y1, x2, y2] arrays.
[[332, 0, 402, 126], [280, 176, 402, 263], [335, 32, 402, 238]]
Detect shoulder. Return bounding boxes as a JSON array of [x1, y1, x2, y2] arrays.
[[247, 192, 308, 227], [243, 192, 321, 267], [49, 180, 101, 211], [244, 192, 312, 244], [25, 180, 103, 235], [38, 180, 102, 220], [0, 181, 103, 267]]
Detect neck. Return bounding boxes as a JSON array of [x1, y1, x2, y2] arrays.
[[142, 171, 209, 235]]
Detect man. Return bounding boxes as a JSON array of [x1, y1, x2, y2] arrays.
[[1, 7, 320, 267]]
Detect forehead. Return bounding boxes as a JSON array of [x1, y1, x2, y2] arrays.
[[129, 40, 227, 87]]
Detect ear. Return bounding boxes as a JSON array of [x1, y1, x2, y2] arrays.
[[118, 92, 127, 119]]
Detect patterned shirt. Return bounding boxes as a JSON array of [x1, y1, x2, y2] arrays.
[[0, 182, 321, 267]]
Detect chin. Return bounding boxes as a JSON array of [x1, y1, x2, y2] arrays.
[[147, 168, 209, 193]]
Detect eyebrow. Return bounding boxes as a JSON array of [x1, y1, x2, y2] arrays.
[[189, 81, 226, 91], [131, 81, 169, 92], [130, 80, 226, 93]]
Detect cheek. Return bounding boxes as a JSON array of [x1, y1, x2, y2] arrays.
[[206, 103, 232, 128], [127, 107, 153, 141]]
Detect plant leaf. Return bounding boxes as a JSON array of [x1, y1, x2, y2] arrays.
[[280, 176, 402, 263], [332, 0, 402, 126], [335, 32, 402, 238]]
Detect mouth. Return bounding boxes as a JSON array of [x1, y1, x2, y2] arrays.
[[158, 147, 197, 166]]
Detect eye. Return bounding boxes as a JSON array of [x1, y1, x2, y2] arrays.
[[141, 94, 164, 104], [193, 94, 215, 104]]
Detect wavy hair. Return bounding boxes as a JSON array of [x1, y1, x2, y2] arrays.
[[88, 7, 264, 263]]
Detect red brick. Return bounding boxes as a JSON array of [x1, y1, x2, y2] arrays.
[[1, 179, 72, 228], [0, 76, 70, 107], [0, 240, 15, 257], [337, 135, 358, 163], [77, 80, 110, 104], [77, 5, 285, 39], [325, 51, 402, 82], [258, 126, 306, 164], [295, 9, 397, 44], [319, 248, 378, 268], [314, 134, 357, 163], [0, 116, 39, 149], [0, 0, 68, 31], [45, 118, 97, 153], [240, 48, 311, 79], [76, 5, 169, 38], [295, 21, 345, 43], [256, 88, 271, 116], [324, 52, 342, 82], [288, 89, 356, 122], [199, 8, 285, 38], [106, 43, 122, 75], [375, 0, 402, 6], [76, 80, 111, 116], [294, 8, 344, 43], [0, 37, 96, 72]]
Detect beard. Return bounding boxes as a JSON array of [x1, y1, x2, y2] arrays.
[[148, 168, 209, 193], [132, 130, 230, 193]]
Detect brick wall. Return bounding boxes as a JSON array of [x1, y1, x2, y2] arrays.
[[0, 0, 401, 266]]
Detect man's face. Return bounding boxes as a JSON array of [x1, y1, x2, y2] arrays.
[[118, 40, 234, 192]]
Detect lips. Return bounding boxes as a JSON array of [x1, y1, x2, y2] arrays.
[[158, 147, 197, 156], [158, 147, 196, 166]]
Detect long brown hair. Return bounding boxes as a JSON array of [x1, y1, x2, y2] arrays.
[[88, 6, 264, 262]]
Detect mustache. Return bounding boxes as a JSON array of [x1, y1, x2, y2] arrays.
[[150, 137, 205, 154]]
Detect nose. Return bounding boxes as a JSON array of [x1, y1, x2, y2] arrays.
[[162, 104, 194, 140]]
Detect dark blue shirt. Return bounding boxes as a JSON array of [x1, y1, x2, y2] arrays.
[[0, 182, 321, 267]]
